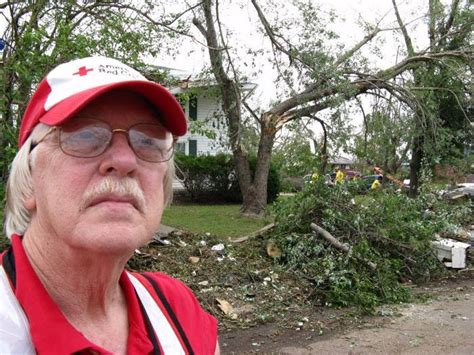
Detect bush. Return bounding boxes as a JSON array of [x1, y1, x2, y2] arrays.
[[175, 153, 280, 203], [269, 180, 473, 311], [280, 176, 305, 193]]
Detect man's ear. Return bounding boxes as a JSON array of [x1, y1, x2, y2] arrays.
[[24, 195, 36, 211]]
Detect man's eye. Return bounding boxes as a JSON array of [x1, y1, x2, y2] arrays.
[[76, 128, 109, 141], [78, 131, 96, 140], [140, 137, 155, 146]]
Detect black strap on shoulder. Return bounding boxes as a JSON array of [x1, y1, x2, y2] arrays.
[[136, 290, 161, 355], [2, 247, 17, 289], [141, 273, 194, 355]]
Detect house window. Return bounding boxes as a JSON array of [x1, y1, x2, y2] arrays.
[[175, 142, 186, 154], [189, 96, 198, 121], [189, 140, 197, 156]]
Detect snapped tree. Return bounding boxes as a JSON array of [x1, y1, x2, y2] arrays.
[[192, 0, 472, 215]]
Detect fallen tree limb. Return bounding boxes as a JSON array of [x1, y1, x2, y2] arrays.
[[310, 223, 377, 271], [230, 223, 276, 243], [310, 223, 350, 252]]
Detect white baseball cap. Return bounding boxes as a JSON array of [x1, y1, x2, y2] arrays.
[[19, 56, 187, 146]]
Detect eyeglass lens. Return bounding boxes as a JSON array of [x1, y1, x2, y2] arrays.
[[59, 117, 174, 162]]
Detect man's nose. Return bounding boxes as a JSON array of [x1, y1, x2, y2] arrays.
[[98, 133, 138, 177]]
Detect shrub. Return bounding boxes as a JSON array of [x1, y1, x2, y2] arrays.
[[280, 176, 305, 193], [175, 153, 280, 203]]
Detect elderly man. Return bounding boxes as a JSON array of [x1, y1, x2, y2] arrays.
[[0, 57, 218, 354]]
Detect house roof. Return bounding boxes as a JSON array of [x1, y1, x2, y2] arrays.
[[329, 156, 355, 165], [172, 78, 257, 94], [144, 64, 257, 94]]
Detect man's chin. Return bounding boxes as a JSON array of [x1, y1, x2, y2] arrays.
[[70, 225, 151, 256]]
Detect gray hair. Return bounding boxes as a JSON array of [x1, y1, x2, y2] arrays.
[[4, 123, 174, 239]]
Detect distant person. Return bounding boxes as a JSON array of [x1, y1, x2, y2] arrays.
[[1, 56, 218, 354], [335, 168, 345, 184], [371, 175, 383, 189]]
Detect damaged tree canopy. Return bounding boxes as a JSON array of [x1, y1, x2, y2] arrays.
[[269, 180, 472, 310], [192, 0, 472, 215]]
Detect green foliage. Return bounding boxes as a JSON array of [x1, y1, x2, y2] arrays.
[[273, 127, 319, 177], [175, 153, 240, 202], [352, 102, 413, 173], [270, 181, 472, 311], [175, 153, 280, 203]]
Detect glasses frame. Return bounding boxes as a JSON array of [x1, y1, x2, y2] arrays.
[[34, 119, 177, 163]]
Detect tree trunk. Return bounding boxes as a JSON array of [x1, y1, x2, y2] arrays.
[[408, 134, 423, 197], [240, 114, 276, 215]]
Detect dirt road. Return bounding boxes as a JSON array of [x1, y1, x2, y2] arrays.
[[221, 273, 474, 354]]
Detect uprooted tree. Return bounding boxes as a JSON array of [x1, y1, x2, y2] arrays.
[[192, 0, 472, 215]]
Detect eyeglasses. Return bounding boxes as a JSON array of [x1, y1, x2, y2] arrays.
[[36, 117, 175, 163]]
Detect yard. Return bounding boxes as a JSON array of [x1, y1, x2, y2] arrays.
[[161, 203, 272, 239]]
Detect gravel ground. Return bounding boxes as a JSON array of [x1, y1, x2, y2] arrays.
[[221, 270, 474, 354]]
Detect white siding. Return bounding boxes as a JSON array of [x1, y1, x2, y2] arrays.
[[176, 94, 230, 156]]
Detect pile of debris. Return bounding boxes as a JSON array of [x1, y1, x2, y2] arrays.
[[128, 230, 316, 330]]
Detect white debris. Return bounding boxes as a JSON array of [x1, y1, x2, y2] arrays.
[[211, 243, 225, 252], [432, 237, 470, 268]]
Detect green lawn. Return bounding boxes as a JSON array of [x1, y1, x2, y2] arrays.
[[161, 204, 270, 238]]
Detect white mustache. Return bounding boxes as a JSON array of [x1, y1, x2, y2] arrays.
[[80, 177, 146, 213]]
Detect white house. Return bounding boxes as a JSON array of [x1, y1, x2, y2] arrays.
[[174, 82, 229, 156], [160, 66, 256, 156]]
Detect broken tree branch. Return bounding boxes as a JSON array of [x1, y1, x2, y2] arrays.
[[230, 223, 276, 243], [310, 223, 377, 271], [335, 27, 381, 67], [311, 223, 350, 253]]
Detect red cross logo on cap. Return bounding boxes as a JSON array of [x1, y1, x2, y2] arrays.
[[73, 66, 94, 76]]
